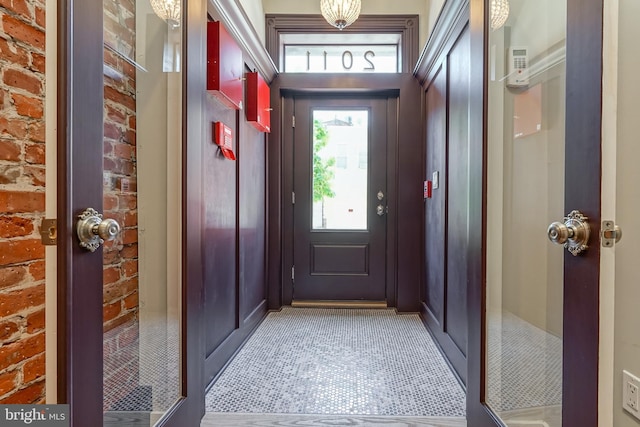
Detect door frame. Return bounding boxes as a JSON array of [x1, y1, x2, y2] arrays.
[[56, 0, 204, 424], [466, 0, 604, 426]]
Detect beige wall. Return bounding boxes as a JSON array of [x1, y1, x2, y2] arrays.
[[613, 0, 640, 425], [239, 0, 266, 45]]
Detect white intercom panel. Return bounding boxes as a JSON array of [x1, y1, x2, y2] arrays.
[[507, 47, 530, 88]]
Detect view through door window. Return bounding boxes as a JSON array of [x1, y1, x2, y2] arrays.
[[312, 110, 368, 230]]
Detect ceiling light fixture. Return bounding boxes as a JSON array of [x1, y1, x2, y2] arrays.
[[490, 0, 509, 30], [150, 0, 181, 29], [320, 0, 361, 30]]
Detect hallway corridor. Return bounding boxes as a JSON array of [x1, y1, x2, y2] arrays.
[[203, 308, 466, 426]]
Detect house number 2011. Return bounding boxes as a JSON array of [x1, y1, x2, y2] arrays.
[[306, 50, 376, 71]]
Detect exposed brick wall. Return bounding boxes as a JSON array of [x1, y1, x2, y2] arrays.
[[0, 0, 47, 404], [102, 0, 140, 409], [102, 0, 139, 333]]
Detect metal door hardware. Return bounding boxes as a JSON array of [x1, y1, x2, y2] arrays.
[[601, 220, 622, 248], [377, 190, 384, 201], [376, 205, 387, 217], [76, 208, 121, 252], [40, 218, 57, 245], [547, 210, 590, 256]]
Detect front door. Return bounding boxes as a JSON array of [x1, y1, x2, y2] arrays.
[[58, 0, 202, 425], [467, 0, 603, 426], [292, 97, 388, 302]]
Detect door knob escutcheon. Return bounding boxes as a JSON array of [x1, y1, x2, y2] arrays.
[[547, 210, 590, 256], [77, 208, 121, 252]]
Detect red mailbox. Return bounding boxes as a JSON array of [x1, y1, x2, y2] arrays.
[[207, 21, 243, 110], [245, 72, 271, 133]]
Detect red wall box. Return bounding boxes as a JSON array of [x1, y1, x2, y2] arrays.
[[245, 72, 271, 133], [207, 21, 243, 110]]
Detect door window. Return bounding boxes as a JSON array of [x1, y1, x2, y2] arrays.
[[485, 1, 567, 425], [312, 110, 369, 230]]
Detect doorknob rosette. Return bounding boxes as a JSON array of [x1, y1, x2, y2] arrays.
[[77, 208, 121, 252], [547, 210, 590, 256]]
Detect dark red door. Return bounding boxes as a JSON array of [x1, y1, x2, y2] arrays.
[[58, 0, 203, 425], [292, 97, 388, 302]]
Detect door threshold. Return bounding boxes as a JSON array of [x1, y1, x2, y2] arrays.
[[291, 300, 388, 309]]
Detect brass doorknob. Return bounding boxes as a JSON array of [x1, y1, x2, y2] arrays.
[[547, 210, 590, 256], [77, 208, 121, 252]]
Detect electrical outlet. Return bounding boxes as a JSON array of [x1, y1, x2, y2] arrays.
[[623, 370, 640, 420]]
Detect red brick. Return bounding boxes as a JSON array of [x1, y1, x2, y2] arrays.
[[34, 6, 45, 29], [103, 247, 120, 265], [124, 129, 136, 146], [2, 15, 45, 51], [0, 216, 34, 238], [3, 68, 42, 95], [0, 379, 45, 404], [0, 319, 20, 342], [114, 142, 134, 160], [29, 52, 44, 73], [104, 86, 135, 111], [123, 291, 138, 309], [27, 260, 44, 281], [0, 38, 29, 67], [0, 190, 44, 213], [11, 93, 43, 118], [24, 143, 44, 164], [103, 301, 121, 323], [0, 0, 31, 21], [0, 166, 21, 184], [0, 333, 44, 371], [22, 352, 44, 383], [103, 310, 136, 333], [103, 266, 120, 285], [27, 121, 44, 143], [121, 260, 137, 278], [25, 308, 44, 333], [105, 104, 126, 122], [0, 370, 18, 396], [0, 266, 26, 289], [128, 115, 136, 129], [0, 117, 29, 139], [103, 194, 118, 211], [118, 194, 136, 210], [104, 122, 121, 140], [0, 139, 21, 161], [0, 284, 45, 318], [23, 165, 45, 187], [122, 228, 137, 245], [0, 239, 45, 266], [120, 243, 138, 259], [103, 281, 124, 304]]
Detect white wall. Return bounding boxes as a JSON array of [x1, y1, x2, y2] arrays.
[[238, 0, 266, 44], [613, 1, 640, 425]]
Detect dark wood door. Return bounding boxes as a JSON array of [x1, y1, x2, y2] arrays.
[[58, 0, 203, 425], [466, 0, 604, 426], [292, 97, 388, 302]]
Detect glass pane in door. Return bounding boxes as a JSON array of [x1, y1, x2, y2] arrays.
[[312, 110, 368, 230], [102, 0, 182, 425], [485, 1, 566, 426]]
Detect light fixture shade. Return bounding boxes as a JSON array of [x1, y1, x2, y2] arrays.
[[320, 0, 361, 30], [150, 0, 181, 28], [490, 0, 509, 30]]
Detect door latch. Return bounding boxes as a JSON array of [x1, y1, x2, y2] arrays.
[[601, 220, 622, 248], [39, 218, 57, 245]]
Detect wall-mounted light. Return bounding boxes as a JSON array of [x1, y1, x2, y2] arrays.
[[150, 0, 181, 29], [490, 0, 510, 30], [320, 0, 361, 30]]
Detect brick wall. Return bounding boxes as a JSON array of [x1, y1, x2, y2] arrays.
[[102, 0, 140, 410], [0, 0, 47, 404]]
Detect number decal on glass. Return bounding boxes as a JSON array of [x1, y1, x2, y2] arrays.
[[364, 50, 375, 70]]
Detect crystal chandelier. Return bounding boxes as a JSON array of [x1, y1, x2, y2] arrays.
[[490, 0, 509, 30], [320, 0, 361, 30], [150, 0, 181, 29]]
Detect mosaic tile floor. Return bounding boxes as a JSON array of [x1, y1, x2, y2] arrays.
[[205, 307, 466, 417], [486, 310, 562, 413]]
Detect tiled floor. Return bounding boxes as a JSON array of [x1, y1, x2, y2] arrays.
[[201, 413, 467, 427], [205, 307, 466, 418]]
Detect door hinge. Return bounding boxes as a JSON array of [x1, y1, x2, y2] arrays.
[[292, 191, 295, 204], [601, 220, 622, 248], [291, 265, 295, 282], [292, 115, 295, 128], [39, 218, 57, 245]]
